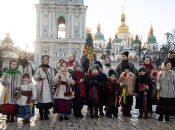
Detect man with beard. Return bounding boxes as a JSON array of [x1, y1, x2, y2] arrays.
[[116, 51, 136, 81], [167, 51, 175, 70], [18, 51, 34, 80]]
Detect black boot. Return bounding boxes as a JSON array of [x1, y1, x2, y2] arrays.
[[107, 107, 113, 118], [113, 107, 118, 118], [100, 107, 104, 116], [127, 110, 131, 117], [95, 107, 99, 119], [59, 116, 63, 121], [64, 116, 69, 120], [44, 109, 49, 120], [165, 115, 170, 121], [73, 108, 79, 118], [39, 108, 44, 120], [123, 110, 127, 117], [78, 111, 83, 118], [158, 115, 163, 121], [90, 107, 94, 118]]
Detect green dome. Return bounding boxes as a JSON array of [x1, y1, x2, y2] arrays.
[[94, 30, 104, 40], [131, 39, 141, 45], [112, 38, 121, 43], [106, 42, 112, 49], [148, 34, 157, 43]]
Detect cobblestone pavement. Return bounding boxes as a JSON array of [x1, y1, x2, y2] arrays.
[[1, 83, 175, 130], [0, 104, 175, 130]]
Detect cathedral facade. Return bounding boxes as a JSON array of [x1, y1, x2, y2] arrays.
[[34, 0, 87, 68], [93, 10, 158, 62]]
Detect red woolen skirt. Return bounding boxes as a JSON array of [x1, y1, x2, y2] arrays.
[[1, 104, 17, 115], [54, 99, 70, 112]]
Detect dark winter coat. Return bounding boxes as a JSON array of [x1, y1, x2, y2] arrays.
[[168, 57, 175, 69], [70, 70, 86, 103], [106, 80, 121, 106], [116, 60, 136, 80], [135, 75, 152, 110], [99, 71, 108, 106], [85, 74, 103, 107]]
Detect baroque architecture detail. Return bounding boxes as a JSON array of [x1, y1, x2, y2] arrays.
[[34, 0, 87, 68]]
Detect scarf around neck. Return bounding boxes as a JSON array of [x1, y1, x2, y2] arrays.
[[142, 63, 153, 73], [3, 67, 21, 78], [68, 60, 75, 67]]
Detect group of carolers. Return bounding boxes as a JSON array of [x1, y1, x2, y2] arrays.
[[0, 50, 175, 123]]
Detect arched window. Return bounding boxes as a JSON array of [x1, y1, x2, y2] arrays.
[[57, 16, 65, 39], [153, 46, 155, 50]]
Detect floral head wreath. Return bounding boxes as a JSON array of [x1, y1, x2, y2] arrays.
[[22, 72, 30, 79], [41, 55, 50, 59], [60, 61, 68, 67], [9, 59, 19, 69], [164, 61, 171, 66]]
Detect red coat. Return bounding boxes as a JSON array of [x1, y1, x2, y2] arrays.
[[106, 80, 121, 106]]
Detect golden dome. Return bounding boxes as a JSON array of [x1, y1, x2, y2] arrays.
[[150, 26, 153, 34], [109, 37, 112, 42], [135, 34, 139, 39], [131, 35, 133, 41], [97, 23, 101, 31], [118, 13, 129, 33]]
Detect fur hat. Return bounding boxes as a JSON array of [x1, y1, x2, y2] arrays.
[[73, 61, 81, 70], [109, 69, 116, 77], [95, 61, 103, 69], [122, 51, 129, 57], [138, 66, 147, 73], [92, 64, 100, 72]]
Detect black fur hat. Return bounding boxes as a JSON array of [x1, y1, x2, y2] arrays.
[[122, 51, 129, 57], [138, 66, 147, 73], [109, 69, 116, 77], [92, 64, 100, 72], [95, 61, 103, 69]]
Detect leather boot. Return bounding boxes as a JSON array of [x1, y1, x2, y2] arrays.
[[39, 108, 44, 120], [145, 110, 148, 119], [90, 107, 94, 118], [9, 115, 14, 122], [6, 115, 10, 122], [95, 107, 99, 119], [165, 115, 170, 121], [100, 107, 104, 116], [158, 115, 163, 121], [138, 109, 143, 118]]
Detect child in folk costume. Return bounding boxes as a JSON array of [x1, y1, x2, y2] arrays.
[[94, 61, 108, 116], [17, 73, 37, 123], [141, 56, 155, 113], [134, 66, 152, 119], [0, 59, 21, 122], [52, 61, 75, 121], [106, 69, 121, 118], [86, 64, 103, 118], [119, 64, 135, 117], [68, 53, 77, 73], [34, 55, 55, 120], [70, 62, 86, 118], [156, 61, 175, 121], [103, 57, 114, 76]]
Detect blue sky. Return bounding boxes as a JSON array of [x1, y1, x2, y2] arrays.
[[0, 0, 174, 52]]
